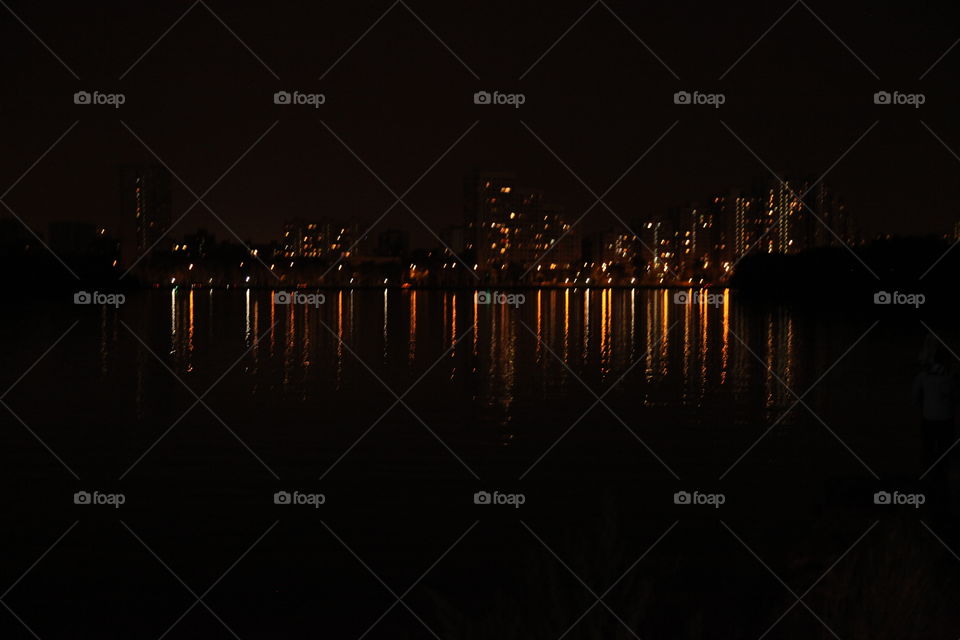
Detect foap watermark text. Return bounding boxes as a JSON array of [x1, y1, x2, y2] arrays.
[[274, 291, 326, 307], [674, 90, 725, 108], [274, 90, 326, 108], [474, 490, 525, 508], [874, 490, 925, 508], [674, 490, 725, 508], [75, 291, 125, 308], [74, 90, 125, 108], [874, 291, 925, 308], [873, 91, 924, 108], [274, 490, 326, 508], [673, 290, 724, 307], [74, 490, 126, 508], [476, 290, 525, 308], [474, 90, 525, 108]]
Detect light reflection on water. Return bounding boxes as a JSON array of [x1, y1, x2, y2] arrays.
[[96, 288, 826, 441], [236, 288, 730, 384]]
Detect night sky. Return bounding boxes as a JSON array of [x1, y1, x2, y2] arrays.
[[2, 1, 958, 257]]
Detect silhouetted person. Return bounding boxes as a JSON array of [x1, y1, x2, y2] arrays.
[[913, 340, 959, 508]]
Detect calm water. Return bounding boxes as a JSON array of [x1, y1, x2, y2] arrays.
[[0, 288, 923, 482], [5, 289, 922, 474], [1, 289, 954, 638]]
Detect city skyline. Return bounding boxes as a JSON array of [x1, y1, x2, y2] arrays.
[[5, 2, 960, 638], [3, 2, 960, 262], [2, 163, 875, 284]]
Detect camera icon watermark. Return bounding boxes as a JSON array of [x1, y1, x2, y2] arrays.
[[673, 490, 725, 508], [273, 290, 326, 308], [73, 490, 126, 508], [273, 490, 326, 508], [73, 90, 126, 108], [873, 90, 924, 108], [74, 291, 126, 308], [475, 290, 525, 308], [673, 90, 725, 108], [673, 290, 724, 308], [873, 290, 925, 308], [274, 90, 326, 108], [473, 490, 525, 508], [873, 490, 925, 508], [473, 90, 525, 108]]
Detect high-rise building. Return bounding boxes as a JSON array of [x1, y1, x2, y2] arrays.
[[541, 205, 580, 268], [464, 171, 575, 270], [281, 218, 358, 259], [767, 175, 836, 255], [726, 177, 847, 262], [702, 194, 732, 273], [809, 183, 853, 248], [464, 170, 518, 267], [176, 228, 216, 258], [583, 230, 637, 265], [767, 179, 794, 254], [377, 228, 409, 257], [638, 216, 678, 278], [122, 165, 172, 255], [689, 200, 726, 278], [730, 190, 759, 261], [668, 204, 700, 274]]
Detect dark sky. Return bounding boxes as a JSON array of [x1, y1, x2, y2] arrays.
[[2, 1, 958, 257]]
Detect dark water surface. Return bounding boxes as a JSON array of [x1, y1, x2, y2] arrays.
[[1, 289, 957, 638]]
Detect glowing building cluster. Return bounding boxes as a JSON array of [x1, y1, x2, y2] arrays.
[[122, 165, 172, 255], [281, 218, 359, 259], [464, 171, 578, 272]]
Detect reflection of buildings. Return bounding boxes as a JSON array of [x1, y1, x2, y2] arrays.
[[464, 171, 580, 272], [122, 165, 172, 255]]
